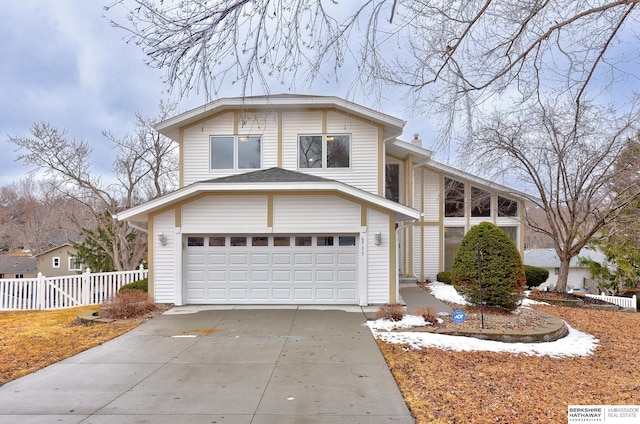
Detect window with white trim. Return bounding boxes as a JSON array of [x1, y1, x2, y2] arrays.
[[298, 134, 351, 169], [52, 257, 61, 268], [68, 255, 83, 272], [210, 135, 261, 170]]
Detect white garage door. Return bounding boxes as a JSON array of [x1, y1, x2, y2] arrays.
[[184, 235, 358, 304]]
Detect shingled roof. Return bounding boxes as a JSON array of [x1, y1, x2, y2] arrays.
[[0, 255, 37, 274], [202, 167, 333, 184]]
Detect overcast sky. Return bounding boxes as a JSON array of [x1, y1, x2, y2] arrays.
[[0, 1, 440, 187]]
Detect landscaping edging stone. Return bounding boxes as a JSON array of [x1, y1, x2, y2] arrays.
[[395, 310, 569, 343], [76, 310, 115, 325]]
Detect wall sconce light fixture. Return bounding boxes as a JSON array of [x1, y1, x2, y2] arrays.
[[375, 231, 382, 246], [158, 232, 167, 246]]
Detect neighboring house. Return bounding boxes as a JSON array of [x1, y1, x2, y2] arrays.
[[0, 252, 37, 279], [35, 243, 84, 277], [118, 95, 528, 306], [524, 247, 606, 293]]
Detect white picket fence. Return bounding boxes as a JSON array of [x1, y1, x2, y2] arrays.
[[585, 293, 637, 311], [0, 265, 147, 311]]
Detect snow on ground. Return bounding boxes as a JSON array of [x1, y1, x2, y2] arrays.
[[366, 282, 599, 357]]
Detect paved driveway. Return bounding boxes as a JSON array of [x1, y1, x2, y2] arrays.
[[0, 306, 414, 423]]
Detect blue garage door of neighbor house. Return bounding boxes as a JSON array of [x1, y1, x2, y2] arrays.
[[184, 234, 358, 304]]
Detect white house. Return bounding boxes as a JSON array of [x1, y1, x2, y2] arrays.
[[524, 247, 606, 292], [118, 95, 528, 306]]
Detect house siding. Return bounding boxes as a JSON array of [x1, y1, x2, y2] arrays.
[[181, 195, 268, 233], [410, 225, 440, 281], [272, 195, 361, 233], [366, 208, 391, 304], [153, 210, 177, 303]]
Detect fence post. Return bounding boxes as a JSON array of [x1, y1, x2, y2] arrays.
[[82, 268, 91, 305], [37, 273, 45, 310], [633, 295, 637, 311]]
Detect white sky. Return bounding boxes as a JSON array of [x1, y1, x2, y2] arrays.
[[0, 1, 439, 187]]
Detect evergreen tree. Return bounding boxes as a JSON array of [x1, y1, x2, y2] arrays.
[[451, 222, 526, 311]]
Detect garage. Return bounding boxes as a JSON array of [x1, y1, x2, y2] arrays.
[[184, 234, 359, 304]]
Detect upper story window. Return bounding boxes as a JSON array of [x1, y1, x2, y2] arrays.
[[298, 134, 351, 169], [497, 196, 519, 217], [210, 135, 261, 170], [52, 257, 61, 268], [471, 187, 491, 217], [444, 177, 465, 217], [385, 164, 400, 203]]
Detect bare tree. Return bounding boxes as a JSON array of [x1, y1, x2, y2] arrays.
[[8, 106, 177, 271], [0, 178, 82, 252], [106, 1, 639, 131], [465, 99, 640, 292]]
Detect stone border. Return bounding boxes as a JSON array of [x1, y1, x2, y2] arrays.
[[76, 310, 115, 325], [395, 310, 568, 343]]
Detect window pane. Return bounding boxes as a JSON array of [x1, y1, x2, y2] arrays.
[[338, 236, 356, 246], [252, 236, 268, 246], [327, 135, 350, 168], [471, 187, 491, 217], [299, 135, 323, 168], [209, 237, 226, 247], [188, 237, 205, 246], [317, 236, 334, 246], [69, 256, 83, 271], [210, 136, 234, 169], [274, 236, 290, 246], [444, 177, 465, 217], [499, 226, 518, 246], [230, 237, 247, 246], [385, 164, 400, 202], [444, 227, 465, 271], [238, 136, 261, 169], [497, 196, 518, 217], [295, 236, 312, 246]]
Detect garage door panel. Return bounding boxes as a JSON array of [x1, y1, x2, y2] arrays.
[[272, 254, 291, 265], [185, 234, 358, 304], [294, 254, 313, 265], [294, 270, 313, 282], [338, 253, 357, 265], [272, 288, 292, 300], [186, 253, 206, 266], [251, 253, 270, 265], [316, 270, 335, 282], [251, 270, 269, 282], [316, 253, 335, 265], [229, 254, 248, 265]]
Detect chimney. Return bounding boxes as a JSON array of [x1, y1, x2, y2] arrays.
[[412, 133, 422, 146]]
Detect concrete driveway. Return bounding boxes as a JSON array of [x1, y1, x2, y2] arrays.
[[0, 306, 414, 423]]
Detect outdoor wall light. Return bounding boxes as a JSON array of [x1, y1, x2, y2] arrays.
[[375, 231, 382, 246], [158, 232, 167, 246]]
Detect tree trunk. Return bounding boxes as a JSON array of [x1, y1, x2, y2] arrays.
[[554, 256, 571, 293]]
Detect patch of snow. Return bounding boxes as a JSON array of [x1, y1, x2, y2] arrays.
[[426, 281, 470, 305], [366, 318, 599, 358]]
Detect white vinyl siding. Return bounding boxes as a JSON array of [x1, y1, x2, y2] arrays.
[[366, 209, 391, 304], [182, 112, 235, 185], [412, 225, 440, 281], [273, 195, 361, 233], [153, 210, 177, 303], [282, 110, 322, 170], [181, 195, 268, 233]]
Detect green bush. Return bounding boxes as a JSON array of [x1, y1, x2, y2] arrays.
[[451, 222, 526, 311], [524, 265, 549, 288], [436, 271, 452, 284], [119, 278, 148, 293]]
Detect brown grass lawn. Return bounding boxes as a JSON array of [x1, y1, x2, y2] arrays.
[[0, 307, 139, 385], [379, 305, 640, 423]]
